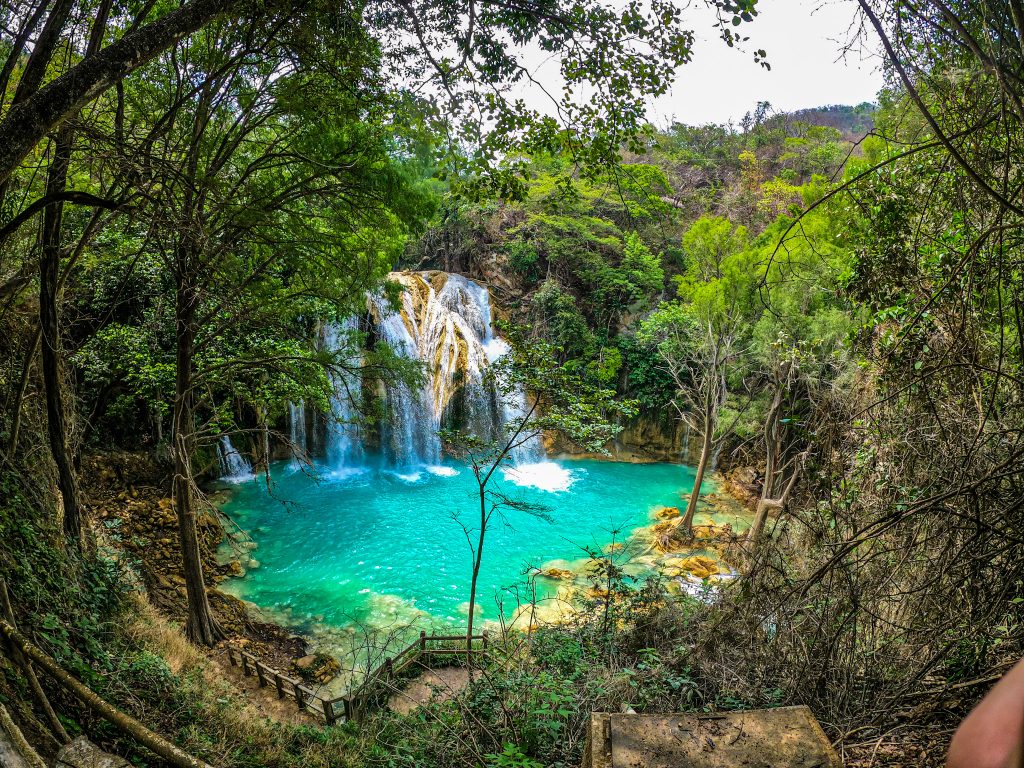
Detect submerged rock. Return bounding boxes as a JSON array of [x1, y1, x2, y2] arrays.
[[654, 506, 681, 519], [539, 567, 575, 580], [692, 522, 734, 540]]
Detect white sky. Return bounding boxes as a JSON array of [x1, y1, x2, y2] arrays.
[[652, 0, 885, 126], [509, 0, 886, 128]]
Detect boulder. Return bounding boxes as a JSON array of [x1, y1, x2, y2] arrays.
[[654, 506, 681, 519], [57, 737, 132, 768], [692, 522, 734, 540], [292, 652, 341, 684], [663, 555, 721, 580]]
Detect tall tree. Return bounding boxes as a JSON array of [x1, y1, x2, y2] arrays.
[[641, 216, 756, 536], [114, 17, 425, 643]]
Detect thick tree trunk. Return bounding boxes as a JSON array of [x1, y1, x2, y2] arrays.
[[172, 277, 222, 646], [39, 130, 84, 547]]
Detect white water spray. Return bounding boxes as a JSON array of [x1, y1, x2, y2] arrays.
[[218, 436, 253, 482]]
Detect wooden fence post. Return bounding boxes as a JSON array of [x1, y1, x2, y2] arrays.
[[255, 663, 266, 688], [482, 629, 489, 651], [240, 654, 250, 676], [324, 699, 336, 726], [420, 630, 426, 651], [226, 648, 236, 666], [296, 686, 306, 712], [274, 673, 285, 699]]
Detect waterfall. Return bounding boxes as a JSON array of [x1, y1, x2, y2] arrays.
[[218, 436, 253, 481], [288, 401, 307, 464], [322, 319, 364, 471], [366, 271, 545, 469], [367, 286, 440, 468], [473, 312, 545, 465]]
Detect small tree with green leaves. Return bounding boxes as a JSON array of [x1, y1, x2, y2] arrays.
[[640, 216, 758, 537], [441, 325, 635, 648]]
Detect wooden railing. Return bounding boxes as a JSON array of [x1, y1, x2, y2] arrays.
[[225, 630, 489, 725]]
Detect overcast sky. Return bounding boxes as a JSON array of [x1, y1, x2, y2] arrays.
[[649, 0, 886, 126]]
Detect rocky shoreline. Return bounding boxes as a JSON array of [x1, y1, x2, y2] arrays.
[[83, 452, 312, 677]]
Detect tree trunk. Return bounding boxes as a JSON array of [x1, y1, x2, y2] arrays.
[[256, 403, 270, 473], [747, 452, 806, 557], [39, 129, 83, 548], [748, 380, 784, 546], [681, 372, 718, 535], [172, 275, 221, 646], [681, 416, 714, 536], [7, 328, 41, 455], [466, 484, 486, 652], [0, 618, 214, 768], [0, 578, 68, 744], [0, 0, 53, 104]]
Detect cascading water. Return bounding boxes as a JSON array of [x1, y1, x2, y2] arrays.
[[288, 400, 308, 467], [218, 436, 253, 481], [322, 319, 364, 471], [365, 271, 545, 470], [368, 286, 440, 468]]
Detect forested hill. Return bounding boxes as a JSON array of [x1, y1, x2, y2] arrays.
[[1, 2, 1022, 767], [411, 102, 873, 465]]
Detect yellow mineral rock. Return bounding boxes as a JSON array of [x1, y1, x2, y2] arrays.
[[663, 555, 721, 580], [655, 506, 681, 519], [540, 567, 575, 580]]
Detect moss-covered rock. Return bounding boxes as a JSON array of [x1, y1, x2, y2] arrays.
[[291, 652, 341, 684]]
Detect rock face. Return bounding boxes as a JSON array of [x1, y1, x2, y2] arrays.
[[56, 737, 132, 768], [612, 413, 702, 464], [720, 466, 762, 509]]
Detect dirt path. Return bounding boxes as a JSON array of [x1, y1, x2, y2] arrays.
[[207, 651, 320, 727], [387, 667, 472, 715]]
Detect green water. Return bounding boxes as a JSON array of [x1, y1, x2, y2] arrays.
[[218, 457, 734, 658]]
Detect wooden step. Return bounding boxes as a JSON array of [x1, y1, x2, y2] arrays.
[[583, 706, 841, 768]]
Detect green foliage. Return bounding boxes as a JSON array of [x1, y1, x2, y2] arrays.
[[0, 472, 125, 682], [486, 744, 544, 768]]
